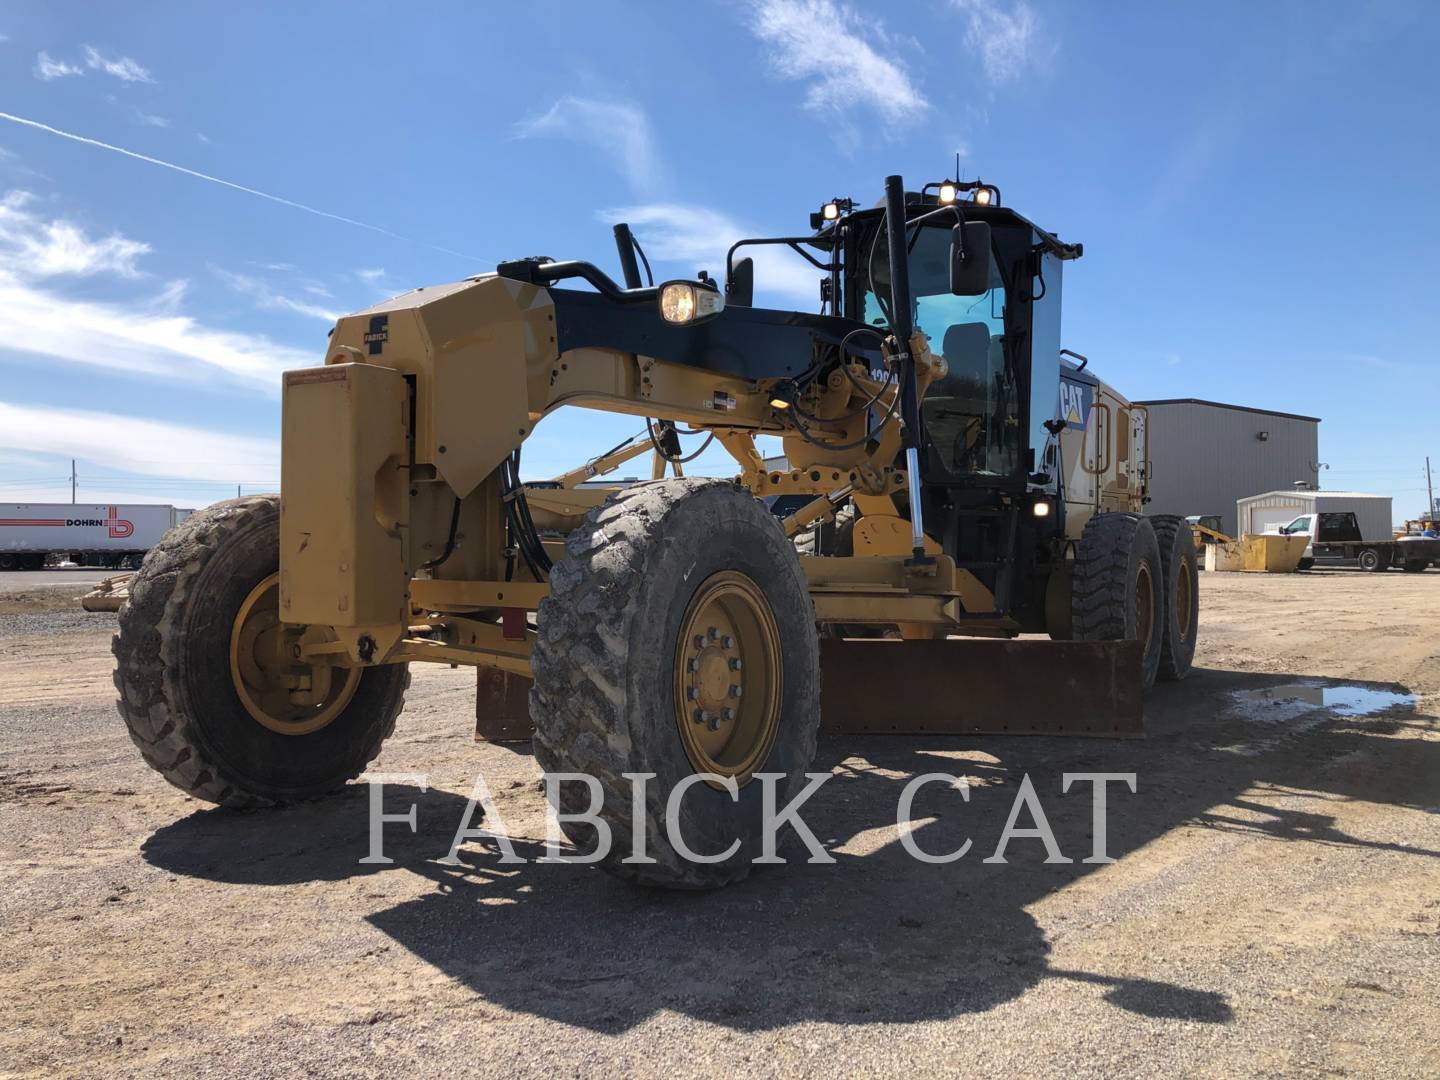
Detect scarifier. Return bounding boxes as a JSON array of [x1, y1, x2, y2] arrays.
[[112, 173, 1198, 888]]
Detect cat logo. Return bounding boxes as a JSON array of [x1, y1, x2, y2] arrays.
[[1059, 379, 1092, 430]]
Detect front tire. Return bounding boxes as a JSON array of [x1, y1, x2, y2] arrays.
[[1072, 512, 1164, 692], [113, 496, 408, 807], [532, 479, 821, 889], [1150, 515, 1199, 681]]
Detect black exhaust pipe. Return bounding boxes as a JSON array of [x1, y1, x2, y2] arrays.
[[882, 174, 931, 565], [613, 223, 643, 289]]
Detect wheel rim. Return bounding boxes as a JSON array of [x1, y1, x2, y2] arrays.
[[1172, 559, 1193, 643], [229, 572, 361, 736], [673, 570, 783, 786], [1135, 562, 1155, 653]]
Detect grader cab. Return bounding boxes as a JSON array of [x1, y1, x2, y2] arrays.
[[113, 173, 1198, 888]]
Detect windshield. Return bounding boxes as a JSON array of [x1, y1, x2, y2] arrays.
[[858, 224, 1019, 478]]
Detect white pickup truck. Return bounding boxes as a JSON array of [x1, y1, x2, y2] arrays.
[[1274, 511, 1438, 573]]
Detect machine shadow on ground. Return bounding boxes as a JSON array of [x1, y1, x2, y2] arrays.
[[142, 667, 1438, 1035]]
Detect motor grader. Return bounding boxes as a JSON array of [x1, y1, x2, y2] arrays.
[[112, 173, 1198, 888]]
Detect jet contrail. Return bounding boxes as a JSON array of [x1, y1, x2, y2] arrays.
[[0, 110, 484, 263]]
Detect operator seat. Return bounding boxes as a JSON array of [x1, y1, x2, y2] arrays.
[[924, 322, 993, 473]]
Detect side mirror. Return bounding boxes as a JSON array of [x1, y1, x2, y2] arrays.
[[726, 256, 754, 308], [949, 221, 992, 296]]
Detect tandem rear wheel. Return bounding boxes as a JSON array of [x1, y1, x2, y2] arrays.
[[1067, 512, 1197, 690]]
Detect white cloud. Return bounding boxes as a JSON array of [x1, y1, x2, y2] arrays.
[[212, 266, 342, 323], [34, 51, 83, 80], [132, 109, 168, 128], [0, 401, 277, 484], [747, 0, 927, 123], [0, 190, 314, 392], [603, 203, 824, 303], [355, 267, 386, 285], [81, 45, 154, 83], [514, 97, 664, 193], [0, 190, 150, 277], [950, 0, 1040, 84]]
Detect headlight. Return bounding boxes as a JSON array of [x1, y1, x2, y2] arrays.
[[659, 282, 725, 325]]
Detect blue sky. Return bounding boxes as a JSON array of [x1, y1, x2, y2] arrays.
[[0, 1, 1436, 514]]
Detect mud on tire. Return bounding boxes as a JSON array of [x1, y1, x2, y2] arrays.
[[1072, 511, 1164, 691], [531, 478, 821, 889], [112, 495, 409, 807], [1149, 515, 1199, 681]]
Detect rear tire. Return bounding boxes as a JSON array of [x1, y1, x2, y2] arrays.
[[532, 479, 821, 889], [1403, 559, 1428, 573], [1149, 515, 1199, 682], [1296, 558, 1314, 572], [1072, 512, 1164, 692], [113, 495, 408, 807], [1358, 547, 1386, 572]]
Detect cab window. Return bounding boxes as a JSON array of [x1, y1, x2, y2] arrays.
[[859, 225, 1019, 478], [1283, 515, 1312, 534]]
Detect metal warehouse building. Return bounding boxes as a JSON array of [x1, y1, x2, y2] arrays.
[[1138, 398, 1321, 537]]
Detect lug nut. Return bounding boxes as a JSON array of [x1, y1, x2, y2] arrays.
[[693, 708, 709, 724], [729, 658, 743, 671], [729, 685, 742, 698], [687, 658, 700, 672], [721, 707, 735, 721], [707, 626, 719, 640], [721, 635, 734, 649], [686, 686, 698, 700], [694, 635, 706, 649], [707, 714, 722, 731]]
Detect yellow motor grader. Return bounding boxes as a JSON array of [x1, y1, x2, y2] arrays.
[[112, 174, 1198, 888]]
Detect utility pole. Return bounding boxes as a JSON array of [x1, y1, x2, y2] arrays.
[[71, 459, 76, 504], [237, 484, 242, 498], [1427, 455, 1434, 516]]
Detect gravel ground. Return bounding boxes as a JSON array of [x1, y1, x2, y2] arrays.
[[1, 569, 1437, 1078]]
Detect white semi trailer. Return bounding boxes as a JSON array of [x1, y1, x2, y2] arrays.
[[0, 503, 192, 571]]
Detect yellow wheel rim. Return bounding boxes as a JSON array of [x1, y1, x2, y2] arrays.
[[229, 572, 360, 736], [673, 571, 783, 786], [1135, 562, 1155, 654], [1173, 560, 1193, 643]]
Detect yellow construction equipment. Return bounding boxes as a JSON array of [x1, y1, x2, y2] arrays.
[[1203, 533, 1309, 573], [110, 173, 1198, 888]]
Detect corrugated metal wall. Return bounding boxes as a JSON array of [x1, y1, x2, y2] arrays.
[[1141, 402, 1319, 536]]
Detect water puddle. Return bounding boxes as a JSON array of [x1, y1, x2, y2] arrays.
[[1229, 681, 1415, 721]]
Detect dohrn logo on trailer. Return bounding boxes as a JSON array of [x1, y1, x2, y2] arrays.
[[0, 506, 134, 538]]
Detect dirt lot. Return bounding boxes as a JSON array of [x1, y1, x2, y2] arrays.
[[2, 569, 1438, 1078]]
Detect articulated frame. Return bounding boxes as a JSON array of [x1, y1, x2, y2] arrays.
[[283, 275, 1005, 681]]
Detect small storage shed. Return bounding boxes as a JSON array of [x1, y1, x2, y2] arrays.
[[1236, 489, 1393, 541]]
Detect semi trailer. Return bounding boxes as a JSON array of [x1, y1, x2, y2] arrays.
[[0, 503, 193, 570]]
